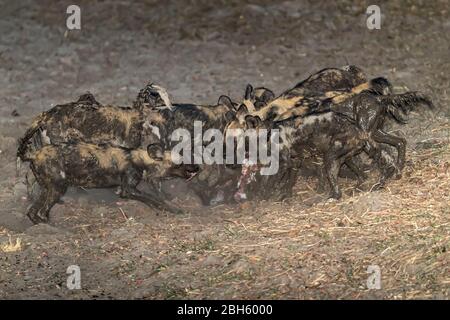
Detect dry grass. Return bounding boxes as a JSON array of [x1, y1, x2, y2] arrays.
[[0, 235, 22, 253]]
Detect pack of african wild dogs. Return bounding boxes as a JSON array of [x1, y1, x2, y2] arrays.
[[17, 66, 433, 224]]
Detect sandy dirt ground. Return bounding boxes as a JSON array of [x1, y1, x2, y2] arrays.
[[0, 0, 449, 299]]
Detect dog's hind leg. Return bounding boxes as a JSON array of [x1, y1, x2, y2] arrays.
[[375, 149, 398, 189], [373, 130, 406, 177], [325, 137, 365, 199], [324, 154, 344, 199], [120, 175, 184, 214], [344, 158, 368, 187], [27, 186, 66, 224]]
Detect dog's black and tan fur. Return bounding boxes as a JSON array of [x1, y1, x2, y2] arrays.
[[248, 65, 368, 122], [16, 92, 173, 201], [329, 85, 433, 182], [241, 75, 433, 198], [17, 66, 434, 222], [136, 84, 283, 206], [244, 110, 374, 199], [17, 97, 153, 156], [22, 142, 196, 224], [18, 83, 243, 209]]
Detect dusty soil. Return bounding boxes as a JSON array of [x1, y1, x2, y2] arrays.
[[0, 0, 449, 299]]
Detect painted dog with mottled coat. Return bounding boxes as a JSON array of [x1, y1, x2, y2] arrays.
[[22, 142, 196, 224]]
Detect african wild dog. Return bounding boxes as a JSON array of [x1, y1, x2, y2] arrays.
[[252, 76, 391, 123], [277, 86, 431, 197], [17, 89, 174, 200], [303, 76, 434, 182], [247, 65, 369, 122], [219, 67, 370, 201], [218, 98, 299, 202], [17, 93, 156, 157], [325, 83, 433, 183], [21, 142, 197, 224], [148, 95, 237, 150], [234, 67, 378, 192], [129, 83, 242, 205], [242, 78, 433, 198], [17, 84, 174, 164], [155, 96, 241, 205], [134, 83, 283, 206], [244, 111, 375, 199]]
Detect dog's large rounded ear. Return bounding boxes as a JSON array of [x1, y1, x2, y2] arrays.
[[254, 88, 275, 108], [236, 104, 249, 117], [147, 143, 164, 160], [245, 115, 262, 129], [218, 95, 234, 109], [244, 84, 255, 100], [259, 88, 275, 103]]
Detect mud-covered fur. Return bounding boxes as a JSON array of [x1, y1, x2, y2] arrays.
[[245, 111, 373, 199], [18, 86, 239, 207], [18, 94, 148, 160], [23, 142, 195, 224], [330, 87, 433, 183], [16, 91, 176, 202]]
